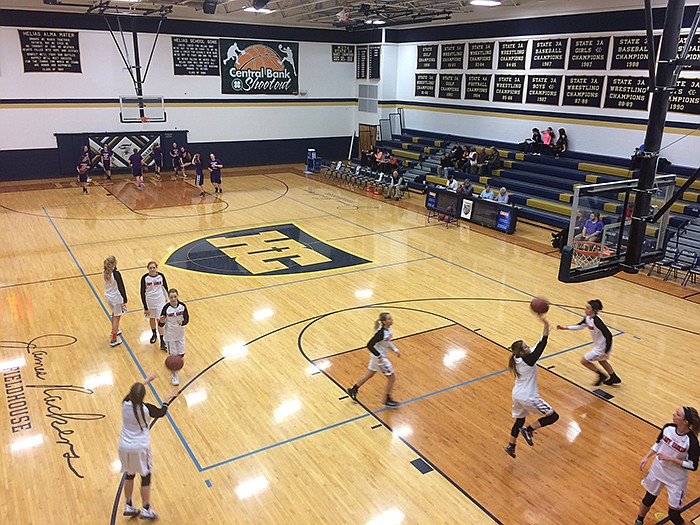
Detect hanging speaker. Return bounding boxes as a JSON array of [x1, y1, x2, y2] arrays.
[[203, 0, 217, 14]]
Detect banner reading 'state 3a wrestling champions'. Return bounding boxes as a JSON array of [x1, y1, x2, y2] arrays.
[[220, 39, 299, 95]]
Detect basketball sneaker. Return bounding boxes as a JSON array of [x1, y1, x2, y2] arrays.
[[199, 191, 205, 197], [520, 427, 534, 446], [385, 396, 400, 408], [123, 504, 140, 517], [149, 333, 157, 344], [140, 507, 157, 520], [87, 177, 92, 183], [504, 444, 516, 458], [346, 385, 358, 401], [160, 339, 167, 351], [171, 372, 179, 386], [110, 339, 122, 347], [594, 372, 608, 386], [633, 518, 644, 525], [603, 374, 622, 386]]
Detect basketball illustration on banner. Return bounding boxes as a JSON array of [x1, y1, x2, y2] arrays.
[[220, 39, 299, 95]]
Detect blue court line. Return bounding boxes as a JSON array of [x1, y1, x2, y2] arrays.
[[41, 207, 203, 472], [656, 495, 700, 524], [204, 479, 212, 488], [200, 413, 370, 472]]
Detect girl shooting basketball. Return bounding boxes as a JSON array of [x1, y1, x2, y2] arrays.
[[208, 153, 223, 193], [119, 373, 177, 520], [556, 299, 621, 386], [140, 262, 169, 350], [346, 312, 401, 408], [103, 255, 126, 347], [634, 406, 699, 525], [158, 289, 189, 386], [504, 317, 559, 458]]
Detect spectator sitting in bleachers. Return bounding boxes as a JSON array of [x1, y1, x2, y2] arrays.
[[479, 184, 495, 200], [576, 212, 604, 242], [521, 127, 543, 154], [445, 172, 458, 191], [439, 154, 452, 176], [483, 146, 501, 175], [553, 128, 568, 158], [458, 147, 471, 171], [467, 147, 479, 174], [457, 179, 474, 196], [386, 170, 404, 200], [495, 186, 509, 203], [476, 147, 486, 167], [361, 147, 375, 167], [373, 148, 384, 169], [540, 127, 556, 155], [449, 144, 463, 166], [573, 210, 585, 237]]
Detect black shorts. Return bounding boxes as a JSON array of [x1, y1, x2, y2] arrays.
[[195, 173, 204, 186], [171, 158, 180, 169], [210, 173, 221, 184], [103, 161, 111, 171], [132, 168, 143, 177], [78, 173, 88, 183]]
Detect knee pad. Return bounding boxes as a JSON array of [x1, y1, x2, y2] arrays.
[[141, 473, 151, 487], [125, 473, 136, 481], [538, 411, 560, 427], [511, 418, 526, 438], [668, 508, 683, 525], [642, 491, 657, 507]]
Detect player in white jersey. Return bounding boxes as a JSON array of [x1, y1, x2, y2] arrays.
[[634, 406, 700, 525], [557, 299, 621, 386], [346, 312, 401, 408], [119, 372, 177, 520], [158, 289, 189, 386], [103, 255, 126, 347], [140, 261, 169, 350], [504, 317, 559, 459]]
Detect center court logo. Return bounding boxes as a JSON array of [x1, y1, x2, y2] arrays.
[[165, 224, 370, 276]]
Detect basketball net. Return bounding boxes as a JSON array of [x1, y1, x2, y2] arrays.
[[139, 116, 152, 123], [572, 240, 612, 268]]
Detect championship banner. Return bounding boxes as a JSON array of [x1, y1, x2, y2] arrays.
[[220, 39, 298, 95]]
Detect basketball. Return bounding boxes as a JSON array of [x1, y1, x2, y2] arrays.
[[165, 354, 184, 371], [236, 44, 284, 71], [530, 297, 550, 314]]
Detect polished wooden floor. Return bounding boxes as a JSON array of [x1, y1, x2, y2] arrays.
[[0, 167, 699, 525]]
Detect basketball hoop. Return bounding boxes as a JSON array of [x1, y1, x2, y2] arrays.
[[139, 116, 152, 123], [572, 240, 613, 268]]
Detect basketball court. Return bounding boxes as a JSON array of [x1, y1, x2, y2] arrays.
[[1, 167, 699, 524]]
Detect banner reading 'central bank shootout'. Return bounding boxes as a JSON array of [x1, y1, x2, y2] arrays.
[[220, 39, 299, 95]]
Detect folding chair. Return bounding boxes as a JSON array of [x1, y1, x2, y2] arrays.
[[681, 252, 699, 286]]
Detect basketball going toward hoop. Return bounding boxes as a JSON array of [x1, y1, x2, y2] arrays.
[[530, 297, 550, 314]]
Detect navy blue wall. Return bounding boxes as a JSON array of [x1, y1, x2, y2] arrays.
[[0, 149, 60, 181]]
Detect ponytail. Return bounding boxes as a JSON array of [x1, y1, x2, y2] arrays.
[[683, 406, 700, 435], [123, 382, 147, 431], [103, 255, 117, 281], [588, 299, 603, 313], [508, 340, 528, 378], [375, 312, 390, 331]]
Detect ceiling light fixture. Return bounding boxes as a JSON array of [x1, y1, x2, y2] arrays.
[[244, 6, 274, 13], [469, 0, 502, 6]]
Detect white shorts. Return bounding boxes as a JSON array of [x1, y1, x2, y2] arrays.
[[119, 447, 152, 477], [642, 471, 687, 508], [368, 355, 394, 376], [106, 300, 126, 317], [512, 397, 554, 419], [584, 346, 612, 362], [145, 299, 166, 319], [166, 339, 185, 356]]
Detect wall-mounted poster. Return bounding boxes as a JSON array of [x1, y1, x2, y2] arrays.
[[526, 75, 562, 105], [172, 37, 220, 76], [604, 76, 649, 110], [468, 42, 494, 69], [493, 75, 525, 103], [464, 74, 491, 101], [18, 30, 81, 73], [369, 45, 381, 79], [568, 37, 610, 70], [668, 78, 700, 114], [497, 40, 528, 70], [417, 45, 438, 69], [332, 45, 354, 62], [610, 35, 661, 69], [438, 74, 463, 99], [220, 39, 298, 94], [562, 75, 604, 107], [530, 38, 567, 69], [441, 43, 465, 69], [356, 45, 368, 78], [415, 73, 437, 97]]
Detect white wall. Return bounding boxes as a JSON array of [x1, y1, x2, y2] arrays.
[[0, 26, 357, 150], [389, 31, 700, 167]]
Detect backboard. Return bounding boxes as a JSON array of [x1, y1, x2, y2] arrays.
[[119, 96, 166, 123], [558, 175, 677, 283]]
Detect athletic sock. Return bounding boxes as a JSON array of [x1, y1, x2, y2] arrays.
[[525, 426, 534, 434], [126, 498, 133, 506], [151, 329, 157, 334], [111, 332, 117, 340], [143, 503, 150, 510]]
